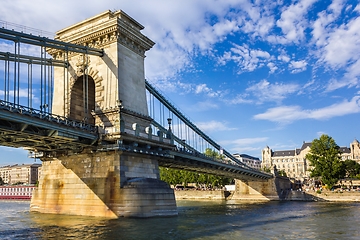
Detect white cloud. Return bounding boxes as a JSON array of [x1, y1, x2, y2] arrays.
[[289, 60, 308, 73], [321, 17, 360, 68], [218, 43, 271, 73], [307, 2, 360, 92], [0, 41, 14, 52], [310, 96, 360, 119], [0, 0, 245, 83], [149, 80, 228, 102], [0, 41, 47, 58], [222, 137, 269, 146], [0, 88, 36, 99], [267, 62, 278, 73], [246, 79, 299, 104], [194, 84, 223, 98], [316, 131, 327, 137], [278, 54, 291, 63], [145, 45, 194, 81], [227, 94, 253, 105], [236, 0, 276, 39], [311, 0, 344, 47], [275, 0, 317, 43], [195, 120, 237, 132], [325, 77, 358, 92], [346, 58, 360, 80], [355, 4, 360, 13], [230, 146, 261, 154], [254, 105, 305, 124], [220, 137, 269, 155], [1, 0, 359, 93], [192, 101, 219, 111], [254, 95, 360, 123]]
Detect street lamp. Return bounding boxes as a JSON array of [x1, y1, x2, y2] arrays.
[[166, 118, 172, 139], [167, 118, 172, 130]]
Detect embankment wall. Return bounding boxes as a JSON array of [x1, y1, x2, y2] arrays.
[[175, 189, 360, 202], [174, 190, 225, 200], [300, 191, 360, 202]]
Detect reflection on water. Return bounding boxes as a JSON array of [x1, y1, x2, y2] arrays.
[[1, 200, 360, 239]]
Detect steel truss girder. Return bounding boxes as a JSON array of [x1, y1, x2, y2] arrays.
[[0, 51, 67, 67], [0, 101, 99, 152], [0, 117, 96, 152], [0, 128, 89, 152], [0, 27, 103, 56], [159, 151, 271, 180], [0, 100, 97, 133]]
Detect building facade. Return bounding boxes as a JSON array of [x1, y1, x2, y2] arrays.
[[233, 153, 262, 170], [261, 139, 360, 180], [0, 163, 41, 185]]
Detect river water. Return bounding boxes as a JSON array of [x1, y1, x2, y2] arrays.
[[1, 200, 360, 239]]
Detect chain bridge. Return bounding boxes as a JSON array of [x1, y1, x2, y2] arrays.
[[0, 10, 273, 218]]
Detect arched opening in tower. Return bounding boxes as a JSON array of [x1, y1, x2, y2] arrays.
[[69, 75, 95, 125]]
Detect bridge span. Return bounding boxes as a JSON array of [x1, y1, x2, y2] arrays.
[[0, 10, 273, 218]]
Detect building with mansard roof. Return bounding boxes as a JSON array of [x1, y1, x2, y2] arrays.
[[261, 139, 360, 181], [232, 153, 261, 169]]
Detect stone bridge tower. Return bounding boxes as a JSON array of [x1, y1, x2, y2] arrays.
[[30, 10, 177, 218], [51, 10, 152, 132]]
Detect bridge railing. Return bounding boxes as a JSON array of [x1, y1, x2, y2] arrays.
[[145, 80, 257, 171], [0, 19, 55, 39], [0, 99, 98, 133]]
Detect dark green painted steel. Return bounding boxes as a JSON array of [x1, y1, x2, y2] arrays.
[[0, 28, 103, 56], [0, 101, 98, 152]]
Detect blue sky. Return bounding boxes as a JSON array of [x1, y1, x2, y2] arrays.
[[1, 0, 360, 165]]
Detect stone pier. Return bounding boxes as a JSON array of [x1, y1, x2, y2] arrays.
[[231, 176, 293, 201], [31, 151, 177, 218], [227, 166, 292, 201]]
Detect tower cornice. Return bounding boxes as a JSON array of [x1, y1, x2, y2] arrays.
[[49, 10, 154, 58]]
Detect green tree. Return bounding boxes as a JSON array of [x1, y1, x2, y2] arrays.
[[262, 166, 271, 173], [159, 148, 233, 189], [277, 169, 287, 177], [204, 148, 224, 159], [180, 170, 197, 187], [203, 148, 232, 187], [343, 159, 360, 179], [0, 177, 4, 185], [159, 167, 182, 186], [306, 134, 344, 189]]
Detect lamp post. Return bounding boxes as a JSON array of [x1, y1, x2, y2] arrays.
[[167, 118, 172, 131], [166, 118, 172, 140]]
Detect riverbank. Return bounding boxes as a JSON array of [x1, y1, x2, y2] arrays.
[[175, 189, 360, 202], [302, 191, 360, 202], [175, 190, 226, 200], [174, 190, 272, 201]]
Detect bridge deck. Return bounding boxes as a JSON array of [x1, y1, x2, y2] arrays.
[[0, 100, 98, 153]]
